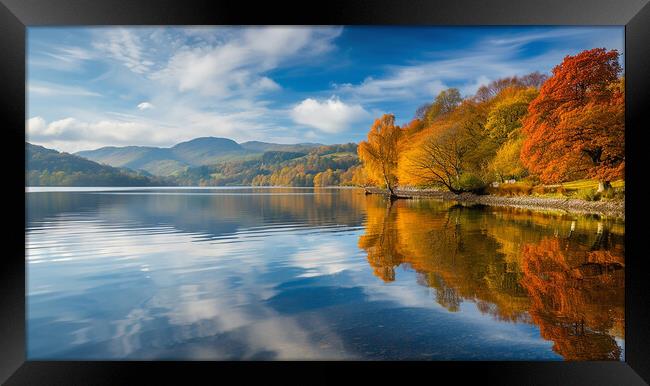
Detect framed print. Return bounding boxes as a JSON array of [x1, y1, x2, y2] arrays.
[[1, 0, 649, 384]]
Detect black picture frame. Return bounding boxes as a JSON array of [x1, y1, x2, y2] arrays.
[[1, 0, 649, 384]]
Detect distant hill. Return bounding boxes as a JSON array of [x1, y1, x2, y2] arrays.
[[26, 142, 169, 187], [240, 141, 322, 153], [170, 143, 363, 187], [76, 137, 322, 176], [30, 140, 364, 187]]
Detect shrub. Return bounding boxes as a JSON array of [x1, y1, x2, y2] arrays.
[[491, 182, 533, 196], [602, 186, 624, 200], [577, 188, 601, 201], [458, 173, 486, 192], [531, 185, 547, 195], [531, 185, 567, 196]]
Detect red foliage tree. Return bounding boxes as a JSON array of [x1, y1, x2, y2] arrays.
[[521, 48, 624, 185]]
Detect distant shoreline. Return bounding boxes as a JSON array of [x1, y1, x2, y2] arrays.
[[364, 187, 625, 220]]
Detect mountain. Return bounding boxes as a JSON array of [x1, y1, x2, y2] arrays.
[[76, 137, 322, 177], [169, 137, 247, 165], [27, 141, 363, 187], [26, 142, 169, 187], [75, 145, 177, 170], [240, 141, 322, 153]]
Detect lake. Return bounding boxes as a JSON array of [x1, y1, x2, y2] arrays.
[[26, 187, 625, 360]]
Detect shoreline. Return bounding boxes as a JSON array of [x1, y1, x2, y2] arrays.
[[364, 187, 625, 220]]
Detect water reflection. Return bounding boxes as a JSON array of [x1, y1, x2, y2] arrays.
[[27, 188, 624, 360], [358, 197, 625, 360]]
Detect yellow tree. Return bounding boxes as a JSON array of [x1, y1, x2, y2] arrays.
[[358, 114, 402, 197], [489, 135, 527, 182], [423, 88, 463, 124], [484, 87, 538, 144], [484, 87, 537, 182], [399, 101, 486, 193]]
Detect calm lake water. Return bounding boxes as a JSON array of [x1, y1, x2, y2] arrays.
[[26, 187, 625, 360]]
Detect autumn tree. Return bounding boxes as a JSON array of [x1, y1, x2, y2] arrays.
[[400, 100, 490, 193], [401, 118, 426, 137], [489, 136, 527, 182], [484, 87, 538, 144], [423, 88, 463, 124], [521, 48, 624, 190], [482, 87, 538, 182], [473, 72, 547, 103], [358, 114, 403, 197], [313, 169, 340, 186], [339, 164, 367, 186]]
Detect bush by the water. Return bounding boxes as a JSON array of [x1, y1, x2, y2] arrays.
[[488, 183, 533, 196], [577, 189, 601, 201], [458, 173, 486, 193], [531, 185, 567, 196]]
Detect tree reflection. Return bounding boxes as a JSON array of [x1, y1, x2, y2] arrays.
[[358, 198, 530, 320], [357, 200, 405, 282], [357, 197, 625, 360], [520, 237, 624, 360]]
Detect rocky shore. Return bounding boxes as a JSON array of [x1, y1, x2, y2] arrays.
[[364, 187, 625, 220]]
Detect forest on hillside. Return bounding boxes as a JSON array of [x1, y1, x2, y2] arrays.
[[167, 143, 366, 187], [26, 143, 170, 187]]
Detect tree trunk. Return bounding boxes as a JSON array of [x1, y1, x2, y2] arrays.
[[384, 175, 397, 199], [448, 186, 464, 195], [597, 180, 611, 193]]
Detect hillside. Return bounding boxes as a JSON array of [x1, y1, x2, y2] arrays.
[[170, 143, 364, 186], [76, 137, 322, 176], [26, 143, 169, 187], [240, 141, 322, 153], [31, 139, 363, 187]]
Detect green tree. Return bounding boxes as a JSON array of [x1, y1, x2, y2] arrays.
[[424, 88, 463, 124]]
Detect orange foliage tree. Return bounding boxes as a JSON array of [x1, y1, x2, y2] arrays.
[[521, 48, 624, 188], [358, 114, 403, 196]]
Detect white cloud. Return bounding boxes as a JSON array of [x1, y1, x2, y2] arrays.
[[25, 106, 290, 153], [29, 83, 102, 97], [27, 116, 46, 132], [26, 116, 162, 152], [253, 77, 281, 92], [485, 28, 595, 47], [152, 27, 341, 97], [137, 102, 155, 110], [93, 29, 155, 74], [30, 45, 96, 72], [289, 242, 366, 278], [290, 97, 369, 133], [46, 46, 95, 62]]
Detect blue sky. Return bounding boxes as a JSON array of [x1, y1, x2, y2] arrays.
[[27, 26, 624, 153]]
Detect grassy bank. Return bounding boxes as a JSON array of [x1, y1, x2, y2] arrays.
[[486, 179, 625, 201]]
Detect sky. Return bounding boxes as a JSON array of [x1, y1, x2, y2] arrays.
[[26, 26, 624, 153]]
